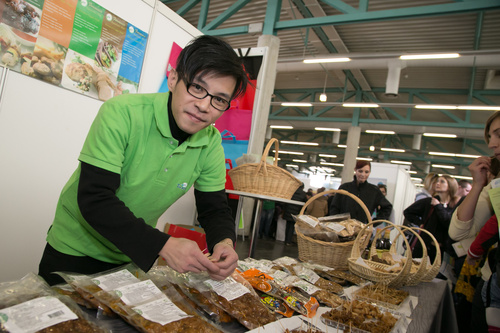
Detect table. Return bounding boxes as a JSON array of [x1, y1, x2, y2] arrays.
[[226, 190, 305, 257], [404, 278, 459, 333], [80, 277, 458, 333]]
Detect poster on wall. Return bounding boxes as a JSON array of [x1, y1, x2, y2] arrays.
[[0, 0, 147, 101]]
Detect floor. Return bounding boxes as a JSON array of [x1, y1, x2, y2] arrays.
[[234, 235, 298, 261]]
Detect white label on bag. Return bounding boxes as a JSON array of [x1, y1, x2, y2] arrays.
[[0, 296, 78, 333], [133, 297, 191, 326], [293, 266, 320, 284], [291, 280, 321, 294], [92, 269, 140, 291], [298, 215, 319, 228], [204, 277, 249, 301], [324, 222, 346, 232], [114, 280, 164, 305]]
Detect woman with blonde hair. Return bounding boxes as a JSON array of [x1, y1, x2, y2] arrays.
[[415, 172, 438, 201], [404, 175, 460, 261]]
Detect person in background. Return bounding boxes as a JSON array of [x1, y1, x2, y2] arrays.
[[377, 183, 387, 197], [403, 175, 461, 262], [305, 187, 328, 218], [415, 172, 438, 201], [448, 111, 500, 333], [38, 35, 248, 285], [457, 179, 472, 198], [329, 160, 392, 223], [283, 183, 307, 246], [258, 200, 275, 240]]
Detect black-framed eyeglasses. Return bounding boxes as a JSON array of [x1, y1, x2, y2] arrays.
[[186, 83, 231, 111]]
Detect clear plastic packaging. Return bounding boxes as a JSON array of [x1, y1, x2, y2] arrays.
[[0, 272, 109, 332]]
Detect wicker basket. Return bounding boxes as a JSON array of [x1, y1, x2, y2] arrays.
[[410, 227, 441, 282], [348, 220, 412, 289], [374, 224, 428, 286], [228, 138, 302, 199], [295, 189, 372, 270]]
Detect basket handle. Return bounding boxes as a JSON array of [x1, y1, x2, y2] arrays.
[[373, 224, 428, 263], [254, 138, 279, 177], [299, 189, 372, 225]]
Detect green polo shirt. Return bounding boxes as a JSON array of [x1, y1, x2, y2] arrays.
[[46, 93, 226, 263]]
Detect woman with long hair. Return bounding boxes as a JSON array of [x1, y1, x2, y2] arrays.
[[329, 160, 392, 223], [403, 175, 460, 261]]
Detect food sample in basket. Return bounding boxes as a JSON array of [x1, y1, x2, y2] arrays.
[[354, 284, 409, 306], [296, 215, 365, 243], [321, 299, 398, 333]]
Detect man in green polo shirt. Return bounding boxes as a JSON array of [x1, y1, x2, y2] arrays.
[[38, 35, 248, 285]]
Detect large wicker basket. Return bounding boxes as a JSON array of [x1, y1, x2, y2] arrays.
[[348, 220, 412, 289], [295, 189, 372, 270], [228, 138, 302, 199]]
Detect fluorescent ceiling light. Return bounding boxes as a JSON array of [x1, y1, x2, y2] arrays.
[[315, 127, 341, 132], [415, 104, 457, 110], [400, 53, 460, 60], [337, 144, 347, 148], [429, 152, 456, 157], [281, 140, 319, 146], [456, 153, 481, 159], [407, 170, 417, 174], [321, 162, 344, 167], [451, 175, 473, 180], [411, 178, 422, 182], [356, 157, 373, 161], [457, 105, 500, 111], [319, 154, 337, 158], [270, 125, 293, 129], [319, 93, 327, 102], [432, 164, 455, 169], [369, 145, 375, 151], [391, 160, 412, 165], [292, 159, 307, 163], [303, 57, 351, 63], [286, 164, 299, 168], [343, 103, 379, 108], [366, 130, 395, 135], [381, 147, 405, 153], [429, 152, 480, 159], [281, 102, 313, 107], [423, 133, 457, 138], [273, 150, 303, 155]]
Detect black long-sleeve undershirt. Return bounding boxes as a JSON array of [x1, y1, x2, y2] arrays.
[[77, 162, 235, 271]]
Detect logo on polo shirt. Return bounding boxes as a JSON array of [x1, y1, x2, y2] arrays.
[[177, 182, 188, 190]]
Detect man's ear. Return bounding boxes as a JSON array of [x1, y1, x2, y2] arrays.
[[167, 69, 179, 91]]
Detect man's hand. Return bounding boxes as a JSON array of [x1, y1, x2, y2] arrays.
[[206, 238, 238, 281], [159, 237, 220, 275]]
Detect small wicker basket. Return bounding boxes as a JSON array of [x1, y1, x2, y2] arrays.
[[228, 138, 302, 199], [410, 227, 441, 282], [295, 189, 372, 270], [373, 224, 428, 286], [348, 220, 412, 289]]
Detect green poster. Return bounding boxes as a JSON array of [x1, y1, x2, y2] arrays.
[[68, 0, 104, 58]]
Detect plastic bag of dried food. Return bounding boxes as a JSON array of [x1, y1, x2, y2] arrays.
[[92, 276, 224, 333], [237, 257, 281, 273], [318, 213, 351, 223], [290, 264, 344, 295], [241, 268, 319, 318], [301, 261, 365, 285], [147, 266, 234, 324], [294, 215, 341, 242], [183, 271, 276, 329], [55, 263, 147, 317], [51, 283, 95, 309], [320, 219, 364, 240], [0, 272, 109, 332]]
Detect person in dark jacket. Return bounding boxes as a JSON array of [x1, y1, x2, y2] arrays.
[[282, 183, 307, 245], [329, 160, 392, 223]]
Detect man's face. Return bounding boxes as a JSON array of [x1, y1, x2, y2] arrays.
[[168, 70, 236, 134]]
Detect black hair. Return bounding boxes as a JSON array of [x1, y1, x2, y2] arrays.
[[175, 35, 248, 100]]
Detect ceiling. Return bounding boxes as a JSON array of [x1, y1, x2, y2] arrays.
[[160, 0, 500, 181]]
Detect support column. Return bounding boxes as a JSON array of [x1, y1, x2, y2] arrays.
[[341, 126, 361, 184], [240, 34, 280, 238]]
